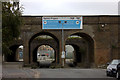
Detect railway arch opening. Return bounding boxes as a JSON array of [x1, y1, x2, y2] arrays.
[[33, 45, 55, 68], [4, 45, 24, 62], [65, 33, 95, 68], [29, 32, 59, 67]]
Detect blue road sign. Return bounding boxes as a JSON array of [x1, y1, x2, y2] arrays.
[[42, 17, 82, 29], [19, 52, 23, 59]]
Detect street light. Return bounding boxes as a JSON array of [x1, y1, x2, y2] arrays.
[[59, 20, 67, 67]]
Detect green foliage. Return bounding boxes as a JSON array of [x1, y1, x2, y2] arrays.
[[68, 36, 81, 39], [2, 1, 23, 55], [112, 45, 117, 49], [50, 66, 55, 69]]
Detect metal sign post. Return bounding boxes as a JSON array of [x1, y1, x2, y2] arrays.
[[61, 51, 65, 67], [62, 23, 64, 67], [59, 21, 67, 67]]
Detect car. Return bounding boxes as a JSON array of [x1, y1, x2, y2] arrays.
[[106, 59, 120, 77], [116, 63, 120, 80]]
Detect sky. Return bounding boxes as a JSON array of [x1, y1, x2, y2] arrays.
[[20, 0, 120, 15]]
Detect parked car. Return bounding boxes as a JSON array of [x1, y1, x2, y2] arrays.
[[106, 59, 120, 77], [116, 63, 120, 80]]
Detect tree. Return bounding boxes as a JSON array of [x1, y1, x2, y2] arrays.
[[2, 1, 23, 58]]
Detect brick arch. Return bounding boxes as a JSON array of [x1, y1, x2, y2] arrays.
[[65, 31, 95, 42], [29, 31, 59, 64], [65, 32, 95, 68], [29, 31, 59, 43]]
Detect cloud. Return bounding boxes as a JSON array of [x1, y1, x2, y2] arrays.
[[20, 0, 119, 15]]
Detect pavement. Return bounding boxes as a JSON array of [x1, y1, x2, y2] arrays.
[[1, 62, 116, 79], [30, 69, 111, 78], [0, 63, 2, 80]]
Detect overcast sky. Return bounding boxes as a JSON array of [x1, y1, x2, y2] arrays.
[[20, 0, 120, 15]]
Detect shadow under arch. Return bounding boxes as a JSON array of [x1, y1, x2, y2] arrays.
[[29, 31, 59, 64], [65, 44, 81, 67], [65, 32, 95, 68], [6, 44, 23, 62], [70, 44, 82, 63]]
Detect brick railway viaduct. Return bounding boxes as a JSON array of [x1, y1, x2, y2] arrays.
[[4, 16, 120, 68]]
